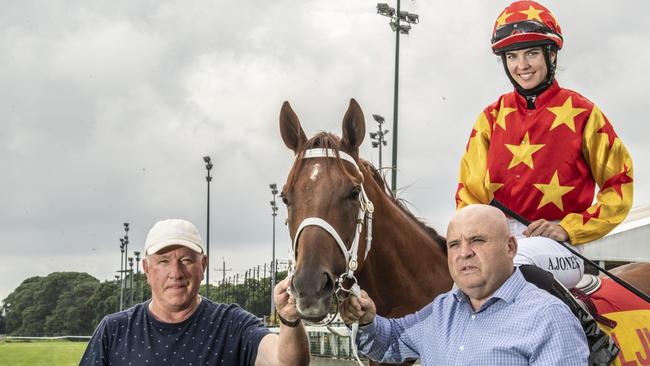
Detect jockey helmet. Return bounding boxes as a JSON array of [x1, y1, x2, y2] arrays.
[[491, 1, 563, 54]]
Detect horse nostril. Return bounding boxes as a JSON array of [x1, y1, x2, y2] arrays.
[[321, 272, 335, 294]]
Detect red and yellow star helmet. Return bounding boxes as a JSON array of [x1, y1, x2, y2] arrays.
[[491, 1, 563, 54]]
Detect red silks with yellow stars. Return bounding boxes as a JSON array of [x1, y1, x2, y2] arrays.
[[456, 81, 633, 245]]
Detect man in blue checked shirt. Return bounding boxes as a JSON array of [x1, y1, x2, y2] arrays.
[[340, 204, 588, 365]]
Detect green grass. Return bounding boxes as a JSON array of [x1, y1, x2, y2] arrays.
[[0, 340, 87, 366]]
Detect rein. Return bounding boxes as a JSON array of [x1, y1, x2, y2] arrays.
[[289, 148, 373, 366]]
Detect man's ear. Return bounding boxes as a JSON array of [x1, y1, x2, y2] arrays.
[[202, 255, 208, 274], [142, 258, 150, 283], [507, 236, 518, 258]]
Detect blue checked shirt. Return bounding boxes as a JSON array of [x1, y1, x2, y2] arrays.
[[356, 268, 588, 365]]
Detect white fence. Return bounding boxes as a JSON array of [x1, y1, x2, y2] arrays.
[[269, 323, 363, 361]]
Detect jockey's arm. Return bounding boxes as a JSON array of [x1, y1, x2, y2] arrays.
[[558, 107, 633, 245]]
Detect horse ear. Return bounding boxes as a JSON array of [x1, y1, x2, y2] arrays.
[[279, 101, 307, 153], [341, 98, 365, 154]]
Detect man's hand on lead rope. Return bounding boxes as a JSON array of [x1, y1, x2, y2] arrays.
[[340, 289, 377, 326]]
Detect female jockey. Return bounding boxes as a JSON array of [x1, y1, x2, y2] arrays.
[[455, 0, 634, 289]]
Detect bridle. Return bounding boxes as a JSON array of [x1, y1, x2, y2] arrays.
[[289, 148, 374, 297], [287, 148, 374, 366]]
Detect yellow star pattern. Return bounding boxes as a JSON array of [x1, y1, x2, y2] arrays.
[[519, 5, 544, 22], [496, 10, 513, 27], [534, 171, 575, 211], [485, 171, 504, 200], [590, 106, 605, 129], [547, 96, 587, 132], [505, 132, 544, 169], [495, 99, 516, 130]]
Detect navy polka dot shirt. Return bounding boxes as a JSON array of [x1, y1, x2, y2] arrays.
[[80, 297, 270, 366]]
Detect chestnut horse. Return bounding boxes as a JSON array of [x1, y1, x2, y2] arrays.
[[606, 262, 650, 297], [279, 98, 453, 365]]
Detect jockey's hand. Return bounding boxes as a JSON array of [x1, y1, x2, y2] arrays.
[[340, 290, 376, 326], [524, 219, 569, 242]]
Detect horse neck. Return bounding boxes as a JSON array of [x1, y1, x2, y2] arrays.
[[356, 180, 453, 317]]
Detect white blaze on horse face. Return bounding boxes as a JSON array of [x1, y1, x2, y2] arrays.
[[309, 163, 321, 182]]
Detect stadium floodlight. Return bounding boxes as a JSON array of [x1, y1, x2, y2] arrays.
[[375, 1, 419, 194]]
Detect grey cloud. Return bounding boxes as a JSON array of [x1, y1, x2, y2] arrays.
[[1, 0, 648, 301]]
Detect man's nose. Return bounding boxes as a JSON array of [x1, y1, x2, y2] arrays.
[[459, 241, 475, 258], [167, 261, 186, 278]]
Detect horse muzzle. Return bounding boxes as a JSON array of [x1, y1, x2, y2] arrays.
[[290, 270, 336, 322]]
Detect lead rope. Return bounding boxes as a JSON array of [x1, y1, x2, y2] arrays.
[[349, 283, 364, 366]]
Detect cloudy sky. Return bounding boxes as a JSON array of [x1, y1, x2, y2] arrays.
[[1, 0, 648, 302]]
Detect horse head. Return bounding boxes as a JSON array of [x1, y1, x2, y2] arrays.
[[279, 99, 369, 322]]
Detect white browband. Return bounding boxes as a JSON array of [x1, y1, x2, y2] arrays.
[[301, 148, 360, 173]]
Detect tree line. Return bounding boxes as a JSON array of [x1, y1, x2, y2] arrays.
[[1, 270, 288, 336]]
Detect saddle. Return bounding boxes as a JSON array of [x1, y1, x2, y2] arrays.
[[573, 274, 617, 328], [576, 274, 602, 295]]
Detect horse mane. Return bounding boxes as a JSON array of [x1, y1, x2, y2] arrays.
[[359, 160, 447, 254], [284, 131, 446, 253]]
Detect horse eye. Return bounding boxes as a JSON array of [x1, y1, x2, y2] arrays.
[[348, 186, 361, 200], [280, 192, 289, 205]]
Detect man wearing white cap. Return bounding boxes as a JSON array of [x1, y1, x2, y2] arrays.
[[80, 219, 309, 366]]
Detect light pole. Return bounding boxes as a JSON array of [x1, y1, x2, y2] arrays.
[[119, 238, 125, 311], [119, 223, 129, 311], [134, 251, 141, 303], [269, 183, 278, 319], [377, 2, 419, 195], [128, 257, 134, 307], [203, 156, 213, 299], [369, 114, 389, 169]]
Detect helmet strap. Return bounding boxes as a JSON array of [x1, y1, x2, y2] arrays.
[[501, 45, 557, 103]]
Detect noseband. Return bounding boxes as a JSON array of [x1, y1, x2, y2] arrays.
[[290, 148, 374, 298]]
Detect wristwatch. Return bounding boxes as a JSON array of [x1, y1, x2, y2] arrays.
[[278, 314, 301, 328]]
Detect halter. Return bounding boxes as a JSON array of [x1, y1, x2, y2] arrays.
[[288, 148, 374, 366], [290, 148, 374, 286]]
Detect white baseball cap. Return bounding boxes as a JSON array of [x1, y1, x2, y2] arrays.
[[144, 219, 204, 255]]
